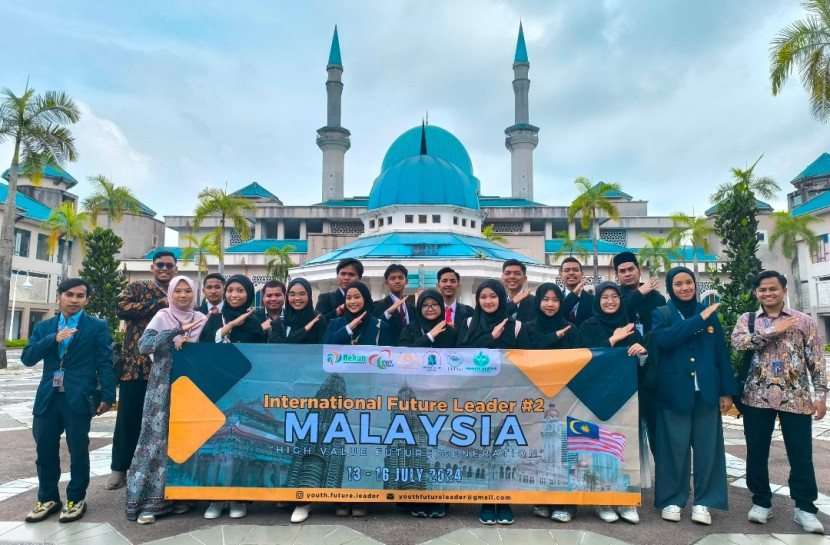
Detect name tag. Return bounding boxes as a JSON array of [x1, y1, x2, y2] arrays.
[[52, 370, 65, 389]]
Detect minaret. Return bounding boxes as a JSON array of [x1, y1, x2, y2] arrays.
[[504, 22, 539, 201], [317, 26, 351, 202]]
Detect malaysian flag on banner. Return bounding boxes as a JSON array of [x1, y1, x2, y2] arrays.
[[566, 416, 626, 462]]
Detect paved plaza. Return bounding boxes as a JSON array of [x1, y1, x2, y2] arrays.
[[0, 349, 828, 545]]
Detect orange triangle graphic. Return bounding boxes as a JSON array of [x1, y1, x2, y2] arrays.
[[506, 348, 592, 397], [168, 376, 226, 464]]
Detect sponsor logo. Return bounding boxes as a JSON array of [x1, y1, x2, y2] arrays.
[[396, 352, 421, 370], [473, 351, 490, 368], [446, 353, 464, 370], [423, 351, 441, 371], [368, 349, 394, 370], [326, 351, 368, 365]]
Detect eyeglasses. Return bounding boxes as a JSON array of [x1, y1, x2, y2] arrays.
[[600, 295, 620, 302], [154, 262, 175, 270], [422, 303, 440, 309]]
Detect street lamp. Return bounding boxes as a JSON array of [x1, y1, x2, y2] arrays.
[[8, 270, 33, 339]]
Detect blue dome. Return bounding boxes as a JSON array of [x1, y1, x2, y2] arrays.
[[368, 155, 480, 210], [381, 125, 474, 176]]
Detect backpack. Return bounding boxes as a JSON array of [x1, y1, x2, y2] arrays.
[[733, 311, 756, 406]]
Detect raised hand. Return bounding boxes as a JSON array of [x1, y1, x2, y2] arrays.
[[638, 277, 660, 295], [610, 323, 635, 345], [513, 289, 531, 305], [182, 318, 204, 332], [387, 298, 406, 315], [700, 303, 721, 321], [492, 318, 509, 339], [305, 314, 322, 332], [429, 321, 448, 338], [348, 311, 367, 332], [773, 316, 798, 335], [627, 342, 646, 356], [55, 326, 77, 343], [556, 325, 572, 339]]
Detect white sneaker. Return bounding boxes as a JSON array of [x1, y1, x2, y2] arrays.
[[204, 501, 227, 519], [618, 506, 639, 524], [551, 509, 572, 523], [661, 505, 682, 522], [794, 508, 825, 534], [228, 501, 247, 519], [532, 506, 550, 518], [290, 504, 310, 523], [747, 504, 772, 524], [691, 505, 711, 525], [595, 505, 619, 523]]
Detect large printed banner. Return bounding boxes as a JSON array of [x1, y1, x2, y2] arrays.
[[164, 344, 642, 505]]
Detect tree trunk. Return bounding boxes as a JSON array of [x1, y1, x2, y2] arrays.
[[0, 143, 22, 369], [196, 256, 203, 306], [792, 257, 803, 311], [592, 217, 599, 284], [61, 236, 69, 281], [693, 247, 698, 277], [218, 217, 225, 275]]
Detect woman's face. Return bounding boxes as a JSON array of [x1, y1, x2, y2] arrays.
[[171, 280, 194, 309], [539, 289, 560, 317], [420, 297, 442, 320], [672, 272, 696, 302], [599, 288, 621, 314], [225, 282, 248, 308], [478, 287, 500, 314], [345, 288, 365, 314], [287, 284, 309, 311]]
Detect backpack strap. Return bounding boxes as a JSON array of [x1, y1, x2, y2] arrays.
[[658, 305, 672, 328], [515, 320, 522, 337]]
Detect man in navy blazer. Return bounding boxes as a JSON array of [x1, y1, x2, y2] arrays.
[[21, 278, 115, 523]]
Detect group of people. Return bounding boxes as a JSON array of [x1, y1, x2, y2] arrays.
[[19, 249, 827, 534]]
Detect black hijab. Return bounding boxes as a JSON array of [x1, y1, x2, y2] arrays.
[[462, 279, 513, 345], [342, 281, 373, 339], [416, 289, 445, 332], [592, 282, 630, 336], [283, 278, 318, 331], [221, 275, 264, 343], [665, 266, 700, 318], [530, 283, 571, 347]]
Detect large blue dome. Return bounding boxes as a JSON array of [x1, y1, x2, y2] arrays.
[[367, 155, 480, 210], [381, 125, 474, 176]]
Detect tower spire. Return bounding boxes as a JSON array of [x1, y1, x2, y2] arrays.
[[318, 25, 351, 201], [504, 22, 539, 200], [514, 21, 528, 63], [420, 121, 427, 155], [328, 25, 342, 65]]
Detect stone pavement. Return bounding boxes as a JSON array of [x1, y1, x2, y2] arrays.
[[0, 349, 827, 545]]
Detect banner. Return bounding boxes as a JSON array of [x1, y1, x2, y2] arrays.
[[165, 344, 642, 505]]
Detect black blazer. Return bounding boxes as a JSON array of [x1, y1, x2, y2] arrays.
[[448, 302, 474, 326], [270, 314, 329, 344], [315, 289, 345, 321], [560, 290, 594, 327], [372, 295, 416, 343], [197, 301, 223, 314], [620, 285, 667, 335], [22, 313, 116, 416], [507, 294, 537, 323]]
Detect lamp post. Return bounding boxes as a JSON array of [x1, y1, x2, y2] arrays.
[[9, 270, 34, 339]]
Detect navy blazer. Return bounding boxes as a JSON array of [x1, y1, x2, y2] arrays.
[[22, 312, 116, 417], [650, 302, 738, 412]]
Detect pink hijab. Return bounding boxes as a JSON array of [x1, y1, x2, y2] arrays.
[[146, 276, 206, 342]]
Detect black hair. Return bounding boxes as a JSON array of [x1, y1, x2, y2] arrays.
[[151, 250, 177, 263], [384, 264, 409, 280], [560, 257, 583, 272], [58, 278, 92, 297], [437, 267, 460, 283], [263, 279, 287, 295], [502, 259, 526, 274], [336, 258, 364, 278], [203, 273, 225, 286], [753, 270, 788, 289]]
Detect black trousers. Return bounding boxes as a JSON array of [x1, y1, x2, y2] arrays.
[[110, 379, 147, 472], [639, 387, 657, 457], [33, 393, 92, 503], [742, 404, 818, 513]]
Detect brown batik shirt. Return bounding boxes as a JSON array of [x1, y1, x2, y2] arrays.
[[117, 280, 168, 382]]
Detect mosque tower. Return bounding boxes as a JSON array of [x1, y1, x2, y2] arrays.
[[317, 26, 351, 201], [504, 22, 539, 201]]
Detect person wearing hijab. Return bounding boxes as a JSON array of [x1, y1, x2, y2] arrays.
[[649, 267, 737, 525], [456, 279, 530, 525], [398, 288, 458, 349], [578, 281, 645, 525], [270, 278, 328, 346], [126, 276, 205, 524]]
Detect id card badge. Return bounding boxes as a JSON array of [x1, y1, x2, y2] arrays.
[[771, 361, 783, 377], [52, 370, 65, 388]]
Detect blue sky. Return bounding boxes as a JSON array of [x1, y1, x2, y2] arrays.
[[0, 1, 824, 228]]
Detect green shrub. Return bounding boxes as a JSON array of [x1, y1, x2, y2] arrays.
[[5, 339, 28, 348]]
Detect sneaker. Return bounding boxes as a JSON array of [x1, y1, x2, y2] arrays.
[[479, 504, 497, 525], [351, 503, 368, 517], [691, 505, 711, 525], [228, 501, 247, 519], [661, 505, 682, 522], [551, 509, 572, 523], [290, 504, 310, 523], [105, 471, 126, 490], [747, 504, 772, 524], [170, 503, 190, 515], [58, 501, 87, 523], [428, 504, 446, 518], [204, 501, 227, 519], [533, 506, 551, 518], [794, 508, 825, 534], [496, 504, 514, 525], [618, 506, 640, 524], [335, 503, 350, 517], [25, 501, 62, 523], [410, 504, 428, 518], [137, 513, 156, 525], [596, 505, 619, 523]]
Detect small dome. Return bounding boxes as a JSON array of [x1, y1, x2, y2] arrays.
[[368, 155, 479, 210], [382, 125, 473, 176]]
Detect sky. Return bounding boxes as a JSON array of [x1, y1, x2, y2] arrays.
[[1, 1, 826, 236]]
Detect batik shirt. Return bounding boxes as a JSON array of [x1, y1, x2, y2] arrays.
[[731, 307, 827, 414], [117, 280, 168, 382]]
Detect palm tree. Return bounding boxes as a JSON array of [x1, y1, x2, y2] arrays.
[[710, 155, 781, 204], [770, 0, 830, 122], [567, 177, 622, 283], [44, 201, 89, 281], [192, 188, 256, 274], [668, 213, 715, 275], [180, 230, 221, 301], [482, 224, 507, 245], [550, 229, 590, 263], [584, 470, 599, 492], [638, 234, 676, 280], [82, 175, 142, 228], [0, 86, 80, 369], [769, 211, 821, 310], [265, 244, 297, 284]]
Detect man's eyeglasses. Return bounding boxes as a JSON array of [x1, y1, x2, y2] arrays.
[[154, 262, 176, 270]]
